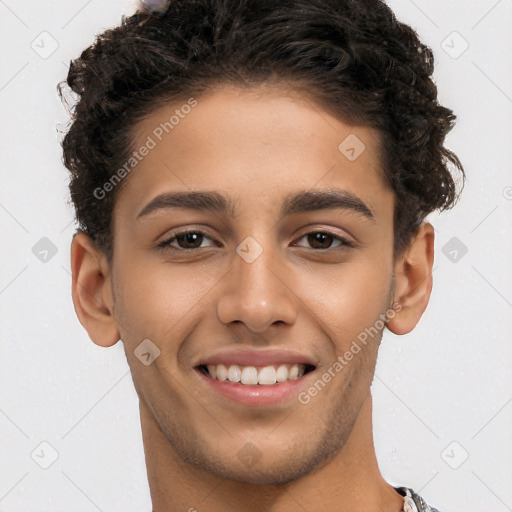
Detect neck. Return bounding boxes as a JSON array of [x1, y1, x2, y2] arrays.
[[141, 393, 404, 512]]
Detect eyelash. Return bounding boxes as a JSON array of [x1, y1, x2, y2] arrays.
[[156, 228, 354, 251]]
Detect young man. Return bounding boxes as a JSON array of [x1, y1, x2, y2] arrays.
[[60, 0, 465, 510]]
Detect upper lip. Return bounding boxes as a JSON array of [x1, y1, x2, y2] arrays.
[[194, 348, 318, 368]]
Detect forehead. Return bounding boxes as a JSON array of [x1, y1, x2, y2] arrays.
[[115, 85, 392, 221]]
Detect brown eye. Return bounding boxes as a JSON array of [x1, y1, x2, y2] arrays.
[[295, 231, 352, 250], [157, 230, 216, 250], [174, 232, 204, 249]]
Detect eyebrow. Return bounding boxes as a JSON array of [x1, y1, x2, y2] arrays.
[[136, 189, 375, 221]]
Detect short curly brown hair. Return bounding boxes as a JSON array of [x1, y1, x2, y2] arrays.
[[58, 0, 465, 262]]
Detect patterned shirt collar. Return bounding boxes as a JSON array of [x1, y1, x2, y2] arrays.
[[394, 486, 442, 512]]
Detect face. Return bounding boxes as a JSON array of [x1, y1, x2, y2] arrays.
[[108, 85, 397, 485]]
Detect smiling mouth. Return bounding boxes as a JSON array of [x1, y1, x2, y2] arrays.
[[196, 363, 316, 385]]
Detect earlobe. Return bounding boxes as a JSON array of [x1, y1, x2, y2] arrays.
[[386, 222, 435, 336], [70, 231, 120, 347]]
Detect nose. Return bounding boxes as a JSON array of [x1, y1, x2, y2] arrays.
[[216, 237, 298, 334]]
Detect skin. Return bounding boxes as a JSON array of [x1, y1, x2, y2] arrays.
[[70, 84, 434, 512]]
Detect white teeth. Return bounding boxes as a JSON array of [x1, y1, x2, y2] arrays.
[[204, 363, 307, 384], [240, 366, 258, 385], [216, 364, 228, 381], [276, 364, 288, 382], [227, 365, 241, 383], [289, 364, 299, 380], [206, 364, 217, 379], [258, 366, 277, 385]]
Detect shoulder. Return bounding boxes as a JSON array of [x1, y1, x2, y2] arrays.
[[394, 486, 444, 512]]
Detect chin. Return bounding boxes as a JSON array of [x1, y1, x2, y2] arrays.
[[205, 461, 313, 487], [183, 439, 336, 487]]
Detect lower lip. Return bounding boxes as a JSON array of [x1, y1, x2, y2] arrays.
[[195, 367, 314, 407]]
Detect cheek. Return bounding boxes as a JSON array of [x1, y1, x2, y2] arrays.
[[299, 256, 392, 346], [113, 256, 219, 342]]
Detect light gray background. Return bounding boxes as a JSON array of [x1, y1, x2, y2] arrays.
[[1, 0, 511, 510]]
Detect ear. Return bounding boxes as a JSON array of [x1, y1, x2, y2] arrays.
[[386, 222, 435, 335], [70, 231, 120, 347]]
